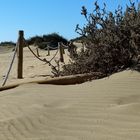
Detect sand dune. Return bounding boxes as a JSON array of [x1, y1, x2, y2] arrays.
[[0, 70, 139, 140], [0, 46, 140, 140]]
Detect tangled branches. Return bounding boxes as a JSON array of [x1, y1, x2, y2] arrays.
[[61, 0, 140, 76]]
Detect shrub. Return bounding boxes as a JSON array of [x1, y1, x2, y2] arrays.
[[61, 0, 140, 76], [27, 36, 43, 46], [0, 41, 16, 46], [27, 33, 68, 49]]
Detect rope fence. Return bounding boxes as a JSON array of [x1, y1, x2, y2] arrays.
[[1, 30, 69, 87]]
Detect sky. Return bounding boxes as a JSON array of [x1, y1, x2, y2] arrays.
[[0, 0, 138, 42]]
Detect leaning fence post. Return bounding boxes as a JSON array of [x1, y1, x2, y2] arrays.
[[58, 42, 64, 62], [17, 30, 24, 79]]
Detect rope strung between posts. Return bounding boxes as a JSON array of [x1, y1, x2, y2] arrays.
[[27, 44, 59, 63], [27, 45, 48, 63], [44, 45, 58, 50], [27, 44, 61, 74], [1, 44, 18, 86], [23, 38, 65, 73], [49, 48, 59, 63], [61, 43, 68, 49], [1, 33, 68, 87], [43, 42, 68, 50]]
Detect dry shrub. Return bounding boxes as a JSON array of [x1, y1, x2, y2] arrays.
[[61, 0, 140, 77]]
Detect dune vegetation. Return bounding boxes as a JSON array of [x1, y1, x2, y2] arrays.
[[60, 0, 140, 77], [27, 33, 68, 49]]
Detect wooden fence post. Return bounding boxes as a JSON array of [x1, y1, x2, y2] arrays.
[[17, 30, 24, 79], [62, 42, 65, 54], [47, 45, 50, 56], [58, 42, 64, 62], [36, 48, 40, 57]]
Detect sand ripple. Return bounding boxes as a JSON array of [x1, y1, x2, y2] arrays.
[[0, 70, 139, 139]]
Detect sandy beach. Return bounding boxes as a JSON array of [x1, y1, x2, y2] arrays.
[[0, 46, 140, 140]]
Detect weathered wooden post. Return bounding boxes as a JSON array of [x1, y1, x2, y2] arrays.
[[63, 47, 65, 54], [47, 45, 50, 56], [36, 48, 40, 57], [61, 42, 65, 54], [17, 30, 24, 79], [58, 42, 64, 62]]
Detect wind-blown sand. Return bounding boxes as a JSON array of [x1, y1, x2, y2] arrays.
[[0, 46, 140, 140]]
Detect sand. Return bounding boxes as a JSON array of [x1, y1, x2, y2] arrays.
[[0, 46, 140, 140], [0, 46, 70, 85]]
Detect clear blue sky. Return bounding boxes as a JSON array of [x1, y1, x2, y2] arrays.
[[0, 0, 137, 42]]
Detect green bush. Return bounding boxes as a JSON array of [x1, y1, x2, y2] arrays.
[[61, 1, 140, 76], [0, 41, 16, 46], [27, 36, 43, 46], [27, 33, 68, 49]]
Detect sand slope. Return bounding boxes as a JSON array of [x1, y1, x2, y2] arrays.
[[0, 70, 140, 140]]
